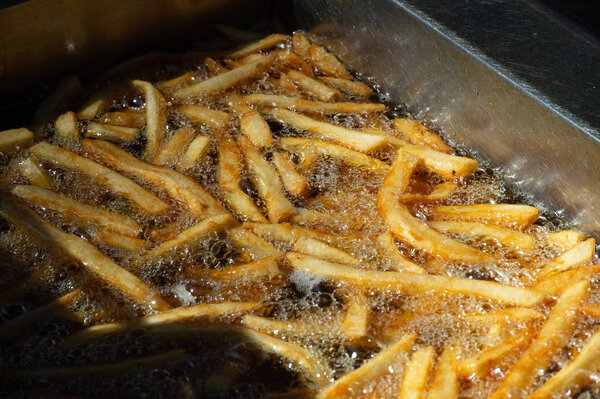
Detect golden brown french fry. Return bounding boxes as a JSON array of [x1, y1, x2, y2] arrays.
[[0, 198, 170, 311], [229, 33, 289, 58], [376, 231, 425, 273], [292, 32, 311, 57], [0, 128, 33, 154], [13, 184, 141, 236], [177, 104, 230, 129], [85, 122, 138, 143], [291, 207, 337, 226], [341, 292, 368, 340], [173, 55, 274, 99], [546, 230, 587, 249], [241, 94, 385, 114], [398, 346, 435, 399], [18, 157, 52, 188], [428, 347, 459, 399], [431, 204, 539, 229], [428, 220, 535, 250], [533, 265, 600, 296], [237, 136, 295, 223], [208, 256, 280, 282], [152, 126, 195, 166], [538, 238, 595, 276], [393, 118, 453, 154], [83, 139, 225, 217], [287, 70, 341, 101], [318, 77, 373, 97], [243, 315, 328, 338], [581, 303, 600, 318], [157, 71, 197, 91], [306, 44, 352, 79], [54, 111, 79, 139], [131, 80, 167, 158], [94, 228, 146, 251], [277, 73, 303, 96], [280, 137, 390, 171], [293, 236, 358, 264], [488, 280, 589, 399], [400, 181, 457, 203], [275, 50, 314, 76], [29, 141, 169, 215], [234, 104, 272, 147], [317, 334, 416, 398], [144, 214, 235, 260], [98, 110, 144, 128], [241, 53, 266, 64], [378, 151, 493, 263], [271, 152, 309, 197], [217, 138, 267, 223], [228, 226, 283, 259], [462, 307, 544, 325], [180, 135, 210, 170], [286, 253, 545, 306], [243, 222, 339, 245], [203, 57, 229, 75]]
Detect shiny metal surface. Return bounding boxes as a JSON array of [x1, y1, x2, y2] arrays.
[[295, 0, 600, 237]]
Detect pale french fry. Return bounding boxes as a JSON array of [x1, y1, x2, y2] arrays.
[[293, 236, 357, 264], [462, 307, 544, 325], [271, 152, 309, 197], [229, 33, 289, 58], [83, 139, 225, 217], [318, 77, 373, 97], [54, 111, 79, 139], [398, 346, 435, 399], [280, 137, 390, 171], [77, 83, 124, 120], [277, 73, 303, 96], [217, 138, 267, 223], [32, 75, 82, 126], [243, 315, 328, 338], [173, 55, 274, 99], [13, 184, 141, 236], [539, 238, 596, 276], [0, 128, 33, 154], [152, 126, 195, 166], [376, 231, 425, 273], [228, 226, 283, 259], [244, 328, 332, 387], [94, 229, 146, 251], [317, 334, 416, 398], [157, 71, 197, 91], [428, 220, 536, 250], [204, 57, 229, 75], [131, 80, 167, 158], [306, 44, 352, 79], [149, 223, 182, 242], [378, 151, 493, 263], [292, 32, 311, 57], [98, 110, 144, 128], [29, 141, 169, 215], [275, 50, 314, 76], [144, 214, 235, 260], [85, 122, 138, 143], [428, 347, 459, 399], [533, 265, 600, 296], [241, 53, 267, 64], [393, 118, 453, 154], [177, 104, 230, 129], [400, 181, 458, 203], [286, 253, 545, 306], [235, 103, 272, 147], [18, 157, 52, 188], [180, 135, 210, 170], [242, 94, 385, 114], [488, 280, 589, 399], [291, 207, 337, 226], [431, 204, 539, 229], [208, 256, 280, 282], [287, 70, 341, 101], [243, 222, 339, 245], [341, 292, 368, 340], [546, 230, 587, 249], [0, 198, 170, 311], [237, 136, 295, 223]]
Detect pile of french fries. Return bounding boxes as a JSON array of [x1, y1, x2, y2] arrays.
[[1, 31, 599, 398]]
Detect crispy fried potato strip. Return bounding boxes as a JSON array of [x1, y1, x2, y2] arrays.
[[398, 346, 435, 399], [428, 347, 459, 399], [546, 230, 586, 249], [272, 152, 309, 197], [532, 265, 600, 295], [208, 256, 280, 282], [243, 315, 329, 338], [305, 43, 352, 79], [229, 33, 289, 58], [241, 94, 384, 114], [319, 77, 373, 97], [234, 103, 272, 147], [180, 134, 210, 170], [94, 228, 146, 251], [152, 126, 195, 166], [18, 157, 52, 188], [428, 220, 535, 250], [393, 118, 453, 154], [538, 238, 595, 276], [287, 70, 341, 101], [177, 104, 230, 129], [293, 236, 358, 264], [0, 128, 33, 154], [228, 226, 283, 260], [430, 204, 539, 229], [54, 111, 79, 139], [132, 80, 167, 158], [341, 292, 368, 340], [376, 231, 425, 273], [85, 122, 138, 143]]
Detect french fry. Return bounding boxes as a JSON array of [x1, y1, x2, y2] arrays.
[[277, 73, 303, 96], [376, 231, 425, 273], [228, 33, 289, 58], [173, 55, 274, 99], [318, 77, 373, 97], [431, 204, 539, 229], [275, 50, 314, 76], [244, 328, 332, 387], [241, 94, 385, 114], [400, 181, 458, 203], [208, 256, 280, 282], [341, 292, 368, 340], [293, 236, 358, 264], [317, 334, 416, 398], [393, 118, 453, 154], [287, 70, 341, 101], [546, 230, 587, 249], [177, 104, 230, 129], [54, 111, 79, 139], [18, 157, 52, 188], [180, 135, 210, 170], [94, 229, 146, 251], [217, 138, 267, 223], [228, 226, 283, 259], [29, 141, 169, 215], [152, 126, 195, 166], [428, 220, 535, 250], [0, 128, 33, 154], [157, 71, 197, 91], [306, 44, 352, 79], [462, 307, 544, 325], [77, 83, 125, 120], [488, 280, 589, 399], [131, 80, 167, 158], [581, 303, 600, 318], [532, 265, 600, 296], [241, 53, 267, 64], [398, 346, 435, 399], [243, 314, 328, 338], [243, 222, 339, 245], [0, 198, 170, 311], [83, 139, 225, 217], [291, 207, 337, 226], [13, 184, 141, 236], [279, 137, 390, 171], [271, 152, 309, 197], [292, 32, 311, 57], [286, 253, 545, 306], [98, 110, 144, 128], [234, 103, 272, 147], [237, 136, 295, 223], [378, 151, 493, 263], [85, 122, 138, 143], [144, 214, 235, 260], [538, 238, 595, 276], [204, 57, 229, 75], [428, 347, 459, 399]]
